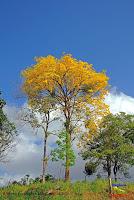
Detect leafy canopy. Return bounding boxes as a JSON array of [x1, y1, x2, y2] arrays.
[[82, 113, 134, 177], [0, 92, 17, 161], [51, 131, 76, 166]]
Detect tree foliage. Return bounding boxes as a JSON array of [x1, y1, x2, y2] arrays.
[[82, 113, 134, 181], [0, 92, 17, 162], [84, 161, 97, 177], [51, 131, 76, 166]]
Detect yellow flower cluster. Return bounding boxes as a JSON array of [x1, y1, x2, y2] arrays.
[[22, 54, 109, 139]]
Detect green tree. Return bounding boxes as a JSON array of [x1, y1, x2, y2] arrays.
[[82, 113, 134, 185], [51, 131, 76, 168], [83, 161, 97, 181], [0, 91, 17, 161]]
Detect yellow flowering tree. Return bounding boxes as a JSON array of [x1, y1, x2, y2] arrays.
[[21, 54, 109, 181]]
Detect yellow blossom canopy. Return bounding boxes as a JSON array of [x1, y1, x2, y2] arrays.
[[22, 54, 109, 138]]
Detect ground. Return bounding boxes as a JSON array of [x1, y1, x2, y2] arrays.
[[0, 179, 134, 200]]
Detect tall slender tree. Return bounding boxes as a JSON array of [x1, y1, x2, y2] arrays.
[[20, 96, 58, 183], [21, 54, 109, 181]]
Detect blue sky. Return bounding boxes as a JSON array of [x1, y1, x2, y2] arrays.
[[1, 0, 134, 104]]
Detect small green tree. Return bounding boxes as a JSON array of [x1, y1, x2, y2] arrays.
[[82, 113, 134, 185], [51, 131, 76, 171], [84, 161, 97, 181]]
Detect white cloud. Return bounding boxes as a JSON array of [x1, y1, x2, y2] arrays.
[[105, 88, 134, 114], [0, 89, 134, 185]]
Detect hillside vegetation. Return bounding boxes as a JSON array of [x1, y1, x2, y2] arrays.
[[0, 179, 134, 200]]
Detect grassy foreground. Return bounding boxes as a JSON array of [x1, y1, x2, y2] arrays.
[[0, 179, 134, 200]]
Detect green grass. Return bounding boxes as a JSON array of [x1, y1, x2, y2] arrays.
[[0, 179, 134, 200]]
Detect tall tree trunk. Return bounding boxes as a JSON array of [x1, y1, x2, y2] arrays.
[[42, 112, 49, 183], [64, 118, 71, 181], [65, 132, 71, 181], [107, 159, 112, 194], [113, 161, 118, 182], [85, 175, 87, 182], [42, 133, 47, 183], [63, 95, 72, 181]]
